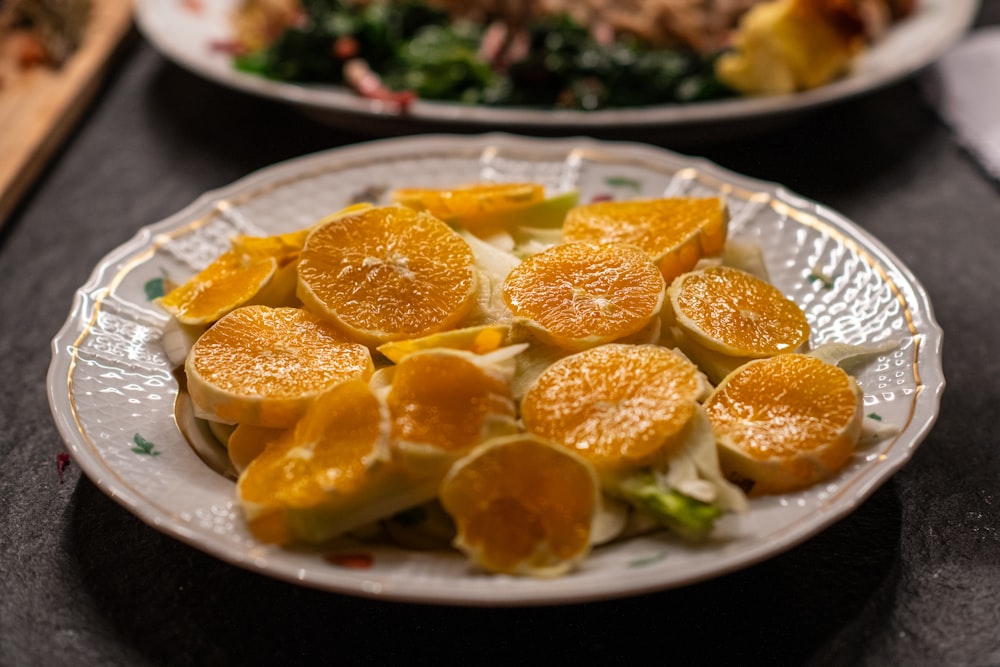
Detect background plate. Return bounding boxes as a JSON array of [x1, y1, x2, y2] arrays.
[[48, 134, 944, 606], [133, 0, 978, 137]]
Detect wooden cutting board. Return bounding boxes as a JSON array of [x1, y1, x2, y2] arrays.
[[0, 0, 133, 226]]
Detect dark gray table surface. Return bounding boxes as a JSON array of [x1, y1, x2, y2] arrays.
[[3, 5, 1000, 665]]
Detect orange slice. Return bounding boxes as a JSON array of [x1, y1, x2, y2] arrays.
[[390, 182, 545, 229], [185, 305, 373, 428], [296, 205, 479, 347], [159, 247, 278, 326], [227, 423, 285, 473], [666, 265, 811, 383], [386, 348, 519, 472], [158, 211, 361, 326], [237, 380, 427, 544], [502, 242, 665, 351], [439, 433, 600, 577], [703, 353, 863, 495], [562, 197, 729, 283], [520, 343, 708, 477]]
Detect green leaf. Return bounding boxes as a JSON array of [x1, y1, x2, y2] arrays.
[[807, 270, 836, 289], [629, 551, 668, 568], [144, 276, 167, 301], [131, 433, 161, 456], [605, 176, 642, 192], [619, 473, 722, 541]]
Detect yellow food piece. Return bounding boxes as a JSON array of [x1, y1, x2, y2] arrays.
[[159, 249, 278, 326], [227, 423, 286, 473], [716, 0, 862, 95], [160, 204, 373, 325], [562, 197, 729, 284], [439, 433, 600, 578], [376, 324, 511, 363], [297, 205, 479, 347], [520, 343, 708, 478], [185, 305, 373, 427], [237, 380, 420, 544], [703, 353, 863, 495], [502, 242, 666, 351], [666, 265, 811, 383], [386, 348, 519, 472]]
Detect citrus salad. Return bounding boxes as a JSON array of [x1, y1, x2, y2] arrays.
[[159, 182, 893, 578]]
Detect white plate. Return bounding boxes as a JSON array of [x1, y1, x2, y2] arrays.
[[133, 0, 977, 135], [48, 134, 944, 606]]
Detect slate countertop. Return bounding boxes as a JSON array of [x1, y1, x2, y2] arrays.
[[2, 5, 999, 665]]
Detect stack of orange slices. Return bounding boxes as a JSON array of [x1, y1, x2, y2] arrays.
[[159, 182, 880, 577]]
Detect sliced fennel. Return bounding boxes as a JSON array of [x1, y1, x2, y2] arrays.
[[614, 406, 747, 541]]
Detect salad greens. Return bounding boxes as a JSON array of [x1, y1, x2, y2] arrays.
[[619, 473, 724, 542], [234, 0, 735, 109]]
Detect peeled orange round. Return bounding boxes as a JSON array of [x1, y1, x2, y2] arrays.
[[520, 343, 708, 476], [502, 242, 665, 351], [386, 348, 519, 470], [237, 379, 395, 544], [185, 305, 373, 428], [666, 265, 811, 382], [297, 205, 479, 346], [158, 214, 346, 326], [439, 433, 600, 577], [703, 353, 863, 495], [159, 248, 278, 326], [562, 197, 729, 283], [227, 423, 285, 473]]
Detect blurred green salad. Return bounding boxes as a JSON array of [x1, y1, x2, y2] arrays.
[[232, 0, 734, 109]]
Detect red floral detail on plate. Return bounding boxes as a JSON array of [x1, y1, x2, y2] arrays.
[[56, 453, 71, 482], [180, 0, 204, 14], [209, 40, 248, 56], [324, 552, 375, 569]]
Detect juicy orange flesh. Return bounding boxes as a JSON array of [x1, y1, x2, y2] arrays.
[[298, 206, 477, 338], [239, 380, 384, 509], [189, 307, 373, 399], [521, 344, 702, 467], [440, 437, 596, 573], [228, 423, 285, 472], [391, 183, 545, 221], [160, 249, 276, 323], [673, 266, 810, 356], [502, 242, 665, 342], [704, 354, 859, 462], [563, 197, 727, 262], [388, 353, 515, 453]]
